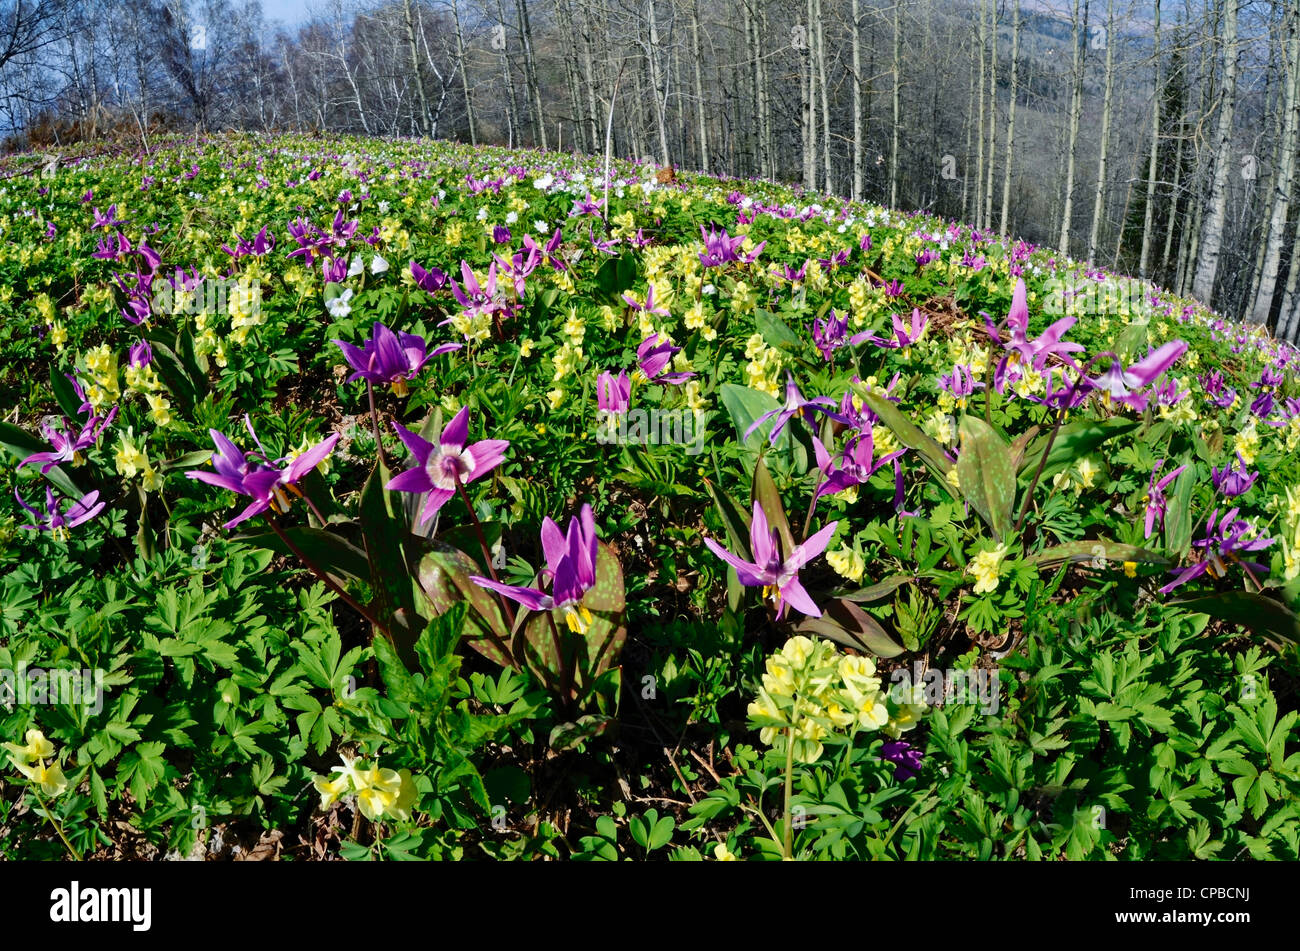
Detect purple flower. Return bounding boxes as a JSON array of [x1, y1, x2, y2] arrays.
[[1144, 460, 1187, 539], [811, 310, 849, 361], [14, 487, 105, 537], [386, 408, 509, 528], [623, 283, 670, 319], [91, 205, 124, 230], [186, 425, 338, 529], [698, 224, 765, 267], [569, 194, 604, 217], [471, 503, 600, 631], [596, 370, 631, 413], [1159, 507, 1275, 594], [812, 431, 905, 502], [745, 374, 845, 445], [410, 260, 448, 294], [880, 740, 923, 780], [21, 410, 117, 473], [1087, 341, 1189, 410], [129, 340, 152, 369], [703, 501, 837, 619], [449, 261, 506, 321], [492, 225, 512, 244], [939, 364, 983, 408], [333, 321, 460, 396], [1211, 455, 1258, 498], [852, 308, 928, 351], [637, 334, 694, 385]]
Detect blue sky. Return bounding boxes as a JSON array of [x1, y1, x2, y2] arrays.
[[260, 0, 313, 26]]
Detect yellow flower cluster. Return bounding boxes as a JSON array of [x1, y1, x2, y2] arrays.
[[1052, 457, 1100, 495], [744, 332, 782, 398], [968, 542, 1010, 595], [83, 343, 121, 413], [4, 729, 67, 798], [313, 752, 417, 822], [1234, 422, 1260, 466], [729, 280, 757, 314], [1278, 487, 1300, 582], [227, 278, 265, 346], [748, 636, 907, 765], [827, 545, 866, 582], [114, 427, 163, 492]]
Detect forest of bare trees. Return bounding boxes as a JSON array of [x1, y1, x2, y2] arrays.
[[4, 0, 1300, 338]]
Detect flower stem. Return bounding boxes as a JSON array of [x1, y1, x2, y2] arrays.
[[455, 480, 516, 629], [781, 727, 796, 860], [33, 786, 82, 861], [264, 512, 389, 637], [367, 381, 389, 469]]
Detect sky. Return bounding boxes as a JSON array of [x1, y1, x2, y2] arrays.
[[259, 0, 313, 27]]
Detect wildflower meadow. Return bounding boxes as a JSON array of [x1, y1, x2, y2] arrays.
[[1, 132, 1297, 865]]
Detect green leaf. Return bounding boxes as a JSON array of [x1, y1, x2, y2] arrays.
[[751, 455, 796, 556], [1028, 540, 1169, 569], [852, 386, 954, 483], [1018, 418, 1140, 481], [956, 415, 1016, 537], [703, 475, 753, 560], [236, 526, 370, 584], [0, 421, 84, 499], [50, 367, 83, 419], [718, 383, 791, 452], [795, 598, 905, 658], [549, 714, 614, 752], [755, 309, 802, 351], [1170, 592, 1300, 646]]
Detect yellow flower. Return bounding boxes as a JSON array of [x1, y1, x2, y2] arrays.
[[49, 322, 67, 349], [146, 393, 173, 427], [1075, 457, 1099, 489], [4, 729, 54, 764], [1122, 561, 1137, 578], [547, 388, 565, 411], [16, 759, 68, 798], [713, 843, 738, 861], [968, 543, 1009, 595], [519, 338, 535, 358], [826, 545, 865, 583], [313, 773, 350, 810]]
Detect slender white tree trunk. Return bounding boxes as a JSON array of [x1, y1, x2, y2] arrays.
[[1087, 0, 1116, 264], [1192, 0, 1240, 305], [1251, 3, 1299, 326], [999, 0, 1021, 238]]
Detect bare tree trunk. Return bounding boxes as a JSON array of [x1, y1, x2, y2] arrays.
[[645, 0, 669, 165], [690, 0, 708, 172], [1192, 0, 1240, 304], [1139, 0, 1162, 278], [803, 0, 815, 190], [449, 0, 476, 145], [1087, 0, 1116, 264], [889, 0, 901, 208], [852, 0, 863, 200], [983, 0, 998, 230], [404, 0, 432, 136], [999, 0, 1021, 238], [1252, 2, 1299, 326], [975, 0, 986, 222], [493, 0, 518, 147], [1059, 0, 1086, 255], [815, 0, 832, 193], [516, 0, 546, 148]]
